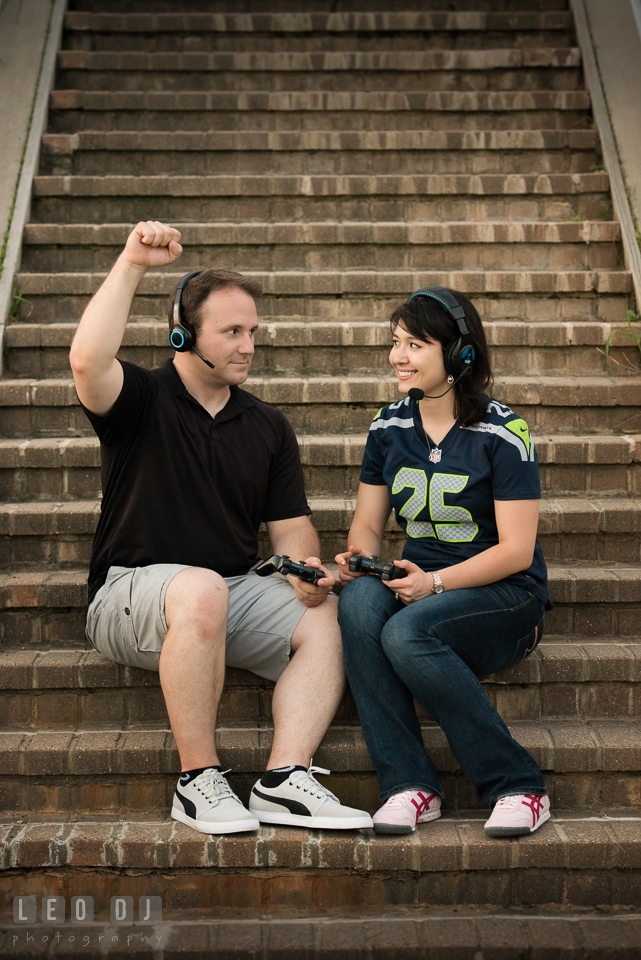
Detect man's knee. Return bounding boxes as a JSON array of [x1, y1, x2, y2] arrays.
[[165, 567, 228, 633]]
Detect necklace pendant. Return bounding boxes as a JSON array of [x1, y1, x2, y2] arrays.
[[429, 448, 442, 464]]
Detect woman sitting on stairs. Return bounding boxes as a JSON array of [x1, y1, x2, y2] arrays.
[[335, 286, 553, 837]]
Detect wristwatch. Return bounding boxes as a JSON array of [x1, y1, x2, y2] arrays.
[[431, 571, 445, 594]]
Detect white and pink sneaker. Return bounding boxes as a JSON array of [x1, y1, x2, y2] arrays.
[[484, 793, 551, 837], [373, 790, 441, 835]]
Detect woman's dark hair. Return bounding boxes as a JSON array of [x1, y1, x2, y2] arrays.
[[389, 289, 493, 426], [167, 269, 263, 336]]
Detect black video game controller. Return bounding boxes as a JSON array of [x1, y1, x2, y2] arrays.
[[255, 554, 325, 586], [348, 554, 407, 581]]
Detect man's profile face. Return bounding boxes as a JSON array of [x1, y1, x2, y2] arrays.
[[195, 286, 259, 387]]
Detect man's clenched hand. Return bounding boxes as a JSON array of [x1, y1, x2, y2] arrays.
[[123, 221, 183, 269], [291, 557, 335, 608]]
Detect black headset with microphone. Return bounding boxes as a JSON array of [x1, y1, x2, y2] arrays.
[[169, 271, 215, 369], [407, 286, 476, 382]]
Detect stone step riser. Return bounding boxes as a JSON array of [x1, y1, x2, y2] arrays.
[[49, 109, 593, 133], [40, 151, 599, 178], [1, 770, 639, 820], [2, 404, 640, 440], [19, 244, 624, 275], [10, 294, 629, 325], [30, 195, 611, 226], [56, 69, 583, 95]]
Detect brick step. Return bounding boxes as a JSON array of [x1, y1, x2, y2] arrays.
[[0, 566, 639, 648], [64, 11, 575, 36], [1, 496, 638, 567], [6, 320, 638, 380], [1, 643, 640, 729], [19, 244, 625, 277], [49, 89, 591, 115], [50, 105, 592, 134], [15, 269, 630, 300], [2, 814, 641, 914], [13, 293, 629, 326], [3, 912, 641, 959], [1, 433, 638, 501], [0, 719, 639, 817], [1, 379, 639, 438], [7, 318, 633, 347], [32, 172, 610, 201]]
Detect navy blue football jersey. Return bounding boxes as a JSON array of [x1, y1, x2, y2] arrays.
[[360, 395, 550, 606]]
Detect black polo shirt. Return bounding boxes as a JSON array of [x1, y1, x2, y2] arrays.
[[82, 359, 311, 604]]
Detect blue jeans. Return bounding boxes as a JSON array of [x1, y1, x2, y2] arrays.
[[338, 577, 547, 807]]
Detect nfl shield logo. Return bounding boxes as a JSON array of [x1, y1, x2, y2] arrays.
[[429, 449, 442, 464]]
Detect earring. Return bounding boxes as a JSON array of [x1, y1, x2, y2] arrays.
[[447, 374, 455, 384]]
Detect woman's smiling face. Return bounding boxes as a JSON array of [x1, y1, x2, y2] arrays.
[[390, 322, 449, 396]]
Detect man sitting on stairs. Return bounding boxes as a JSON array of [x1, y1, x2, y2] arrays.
[[69, 219, 373, 836]]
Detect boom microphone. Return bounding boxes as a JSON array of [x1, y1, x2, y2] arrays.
[[408, 376, 461, 401]]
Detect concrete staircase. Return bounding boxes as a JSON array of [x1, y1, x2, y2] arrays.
[[1, 0, 640, 953]]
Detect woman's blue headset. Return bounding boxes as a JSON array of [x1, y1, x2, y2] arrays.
[[408, 286, 476, 380]]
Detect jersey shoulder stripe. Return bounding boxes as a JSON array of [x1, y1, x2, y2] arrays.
[[462, 398, 535, 462], [368, 397, 413, 432]]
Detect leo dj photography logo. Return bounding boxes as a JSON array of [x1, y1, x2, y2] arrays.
[[11, 897, 164, 950]]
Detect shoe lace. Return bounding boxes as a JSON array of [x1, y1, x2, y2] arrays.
[[195, 768, 235, 803], [294, 761, 339, 802], [384, 791, 420, 809], [494, 795, 523, 811]]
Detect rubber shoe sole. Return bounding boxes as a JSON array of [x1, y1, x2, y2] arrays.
[[248, 808, 373, 830], [171, 805, 259, 835], [373, 808, 441, 835], [484, 809, 551, 837]]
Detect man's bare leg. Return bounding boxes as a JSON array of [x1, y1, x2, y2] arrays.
[[268, 594, 345, 769], [160, 567, 228, 771]]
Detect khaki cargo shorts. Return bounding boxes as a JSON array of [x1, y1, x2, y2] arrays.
[[86, 563, 308, 682]]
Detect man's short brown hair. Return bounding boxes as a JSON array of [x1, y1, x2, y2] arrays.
[[167, 269, 263, 336]]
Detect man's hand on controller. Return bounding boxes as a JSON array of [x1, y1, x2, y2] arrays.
[[292, 557, 335, 608], [123, 220, 183, 269]]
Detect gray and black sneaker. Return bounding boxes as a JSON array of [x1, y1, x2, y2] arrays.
[[249, 762, 373, 830], [171, 768, 259, 835]]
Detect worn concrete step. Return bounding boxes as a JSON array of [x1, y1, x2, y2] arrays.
[[0, 566, 639, 649], [0, 719, 639, 817], [1, 643, 640, 730], [0, 433, 638, 501], [32, 172, 611, 201], [64, 11, 575, 35], [30, 193, 614, 228], [49, 89, 592, 115], [22, 219, 617, 245], [41, 147, 600, 178], [2, 814, 641, 913], [3, 912, 641, 960], [1, 375, 639, 439], [57, 48, 582, 74], [50, 104, 592, 134], [63, 0, 572, 13]]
